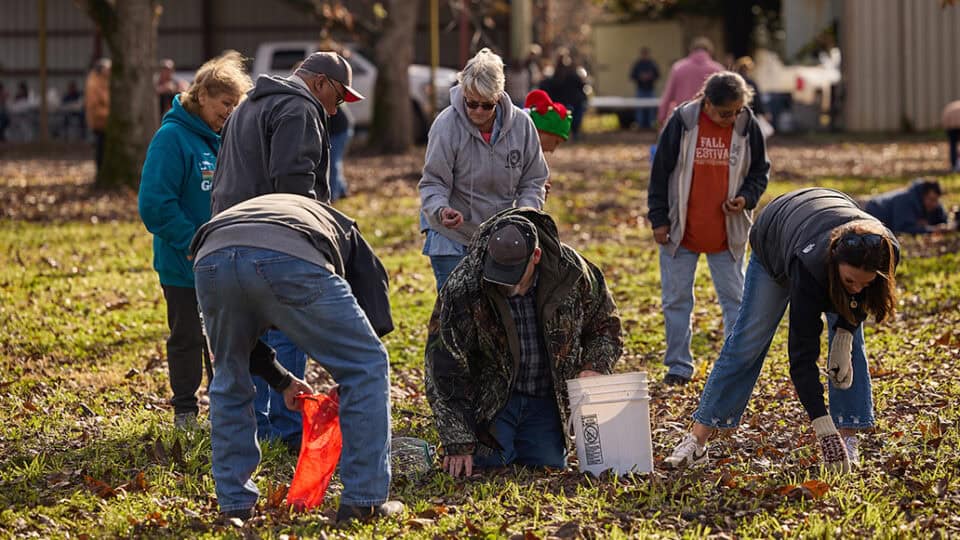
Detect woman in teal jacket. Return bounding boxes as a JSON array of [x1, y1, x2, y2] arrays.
[[138, 51, 251, 429]]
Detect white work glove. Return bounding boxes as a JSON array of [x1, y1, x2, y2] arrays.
[[812, 415, 850, 474], [826, 328, 853, 389]]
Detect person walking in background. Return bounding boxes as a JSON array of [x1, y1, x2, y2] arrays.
[[137, 51, 252, 429], [656, 37, 724, 127], [865, 178, 949, 234], [539, 51, 588, 141], [425, 209, 622, 477], [328, 103, 354, 201], [665, 188, 900, 474], [156, 58, 189, 117], [630, 47, 660, 129], [418, 48, 549, 291], [648, 72, 770, 386], [524, 89, 572, 198], [943, 100, 960, 172], [84, 58, 111, 173], [210, 50, 364, 453]]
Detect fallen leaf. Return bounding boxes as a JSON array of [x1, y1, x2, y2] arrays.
[[406, 518, 435, 529], [83, 475, 116, 498], [800, 480, 830, 498], [417, 505, 448, 519]]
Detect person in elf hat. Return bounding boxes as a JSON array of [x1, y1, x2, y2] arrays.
[[525, 89, 572, 153], [524, 89, 572, 198]]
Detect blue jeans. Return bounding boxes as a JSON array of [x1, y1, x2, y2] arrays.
[[693, 255, 874, 429], [253, 329, 306, 447], [429, 253, 466, 292], [634, 88, 655, 128], [659, 245, 745, 378], [329, 128, 353, 201], [472, 392, 566, 469], [194, 247, 391, 512]]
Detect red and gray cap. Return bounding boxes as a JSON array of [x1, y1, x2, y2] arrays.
[[299, 51, 364, 102], [483, 216, 539, 286]]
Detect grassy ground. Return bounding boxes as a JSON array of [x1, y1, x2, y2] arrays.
[[1, 133, 959, 538]]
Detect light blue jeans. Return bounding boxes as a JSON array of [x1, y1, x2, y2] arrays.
[[253, 329, 306, 447], [329, 128, 353, 201], [693, 255, 874, 429], [194, 247, 392, 512], [659, 245, 745, 378], [429, 254, 466, 292], [472, 392, 566, 469]]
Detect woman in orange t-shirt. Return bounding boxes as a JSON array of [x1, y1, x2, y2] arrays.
[[647, 72, 770, 386]]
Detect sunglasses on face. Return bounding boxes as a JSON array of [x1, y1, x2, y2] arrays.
[[326, 78, 346, 106], [465, 98, 496, 111]]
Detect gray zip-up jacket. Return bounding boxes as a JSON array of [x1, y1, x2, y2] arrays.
[[418, 85, 549, 246], [647, 100, 770, 259], [210, 75, 331, 215], [191, 193, 393, 337]]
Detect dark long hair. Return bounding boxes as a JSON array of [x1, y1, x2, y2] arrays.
[[826, 221, 898, 325]]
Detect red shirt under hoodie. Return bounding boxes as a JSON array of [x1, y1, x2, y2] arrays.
[[681, 110, 733, 253]]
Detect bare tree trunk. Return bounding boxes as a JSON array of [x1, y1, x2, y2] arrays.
[[80, 0, 160, 189], [369, 0, 417, 154]]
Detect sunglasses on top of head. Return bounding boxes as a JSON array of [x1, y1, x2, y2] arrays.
[[838, 233, 884, 251], [465, 98, 496, 111]]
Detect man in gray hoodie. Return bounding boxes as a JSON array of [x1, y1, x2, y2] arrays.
[[211, 51, 363, 214], [209, 51, 364, 453]]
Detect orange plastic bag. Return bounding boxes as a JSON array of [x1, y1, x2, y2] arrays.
[[286, 388, 342, 511]]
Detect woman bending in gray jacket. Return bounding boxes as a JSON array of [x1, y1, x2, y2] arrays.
[[418, 48, 550, 290]]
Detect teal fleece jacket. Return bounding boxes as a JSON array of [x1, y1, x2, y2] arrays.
[[138, 94, 220, 288]]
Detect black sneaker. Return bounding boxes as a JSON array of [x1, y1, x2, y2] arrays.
[[663, 374, 690, 386], [336, 501, 405, 523]]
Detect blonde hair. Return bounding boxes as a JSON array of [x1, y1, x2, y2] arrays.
[[181, 50, 252, 116], [457, 48, 505, 101]]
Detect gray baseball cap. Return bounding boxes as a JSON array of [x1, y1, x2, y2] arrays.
[[483, 217, 539, 286], [299, 51, 364, 102]]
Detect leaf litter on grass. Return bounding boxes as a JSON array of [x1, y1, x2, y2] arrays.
[[1, 139, 959, 537]]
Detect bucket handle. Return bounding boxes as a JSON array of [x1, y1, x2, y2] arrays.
[[566, 394, 586, 439]]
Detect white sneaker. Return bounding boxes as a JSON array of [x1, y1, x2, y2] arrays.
[[664, 433, 708, 469], [843, 435, 860, 467]]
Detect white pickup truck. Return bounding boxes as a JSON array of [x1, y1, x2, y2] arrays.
[[252, 41, 458, 140]]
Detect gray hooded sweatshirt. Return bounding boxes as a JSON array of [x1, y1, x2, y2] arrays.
[[210, 75, 330, 215], [418, 85, 549, 246]]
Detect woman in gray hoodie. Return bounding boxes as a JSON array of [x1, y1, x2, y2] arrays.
[[418, 48, 550, 290]]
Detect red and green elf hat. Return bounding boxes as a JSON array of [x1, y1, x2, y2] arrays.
[[524, 89, 572, 141]]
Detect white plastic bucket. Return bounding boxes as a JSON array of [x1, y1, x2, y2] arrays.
[[566, 371, 653, 476]]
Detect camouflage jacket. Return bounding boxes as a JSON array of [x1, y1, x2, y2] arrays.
[[424, 208, 623, 455]]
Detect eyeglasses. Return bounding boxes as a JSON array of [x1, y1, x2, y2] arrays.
[[465, 98, 496, 111], [838, 233, 884, 251], [716, 108, 742, 119], [707, 100, 743, 119], [325, 78, 346, 106]]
